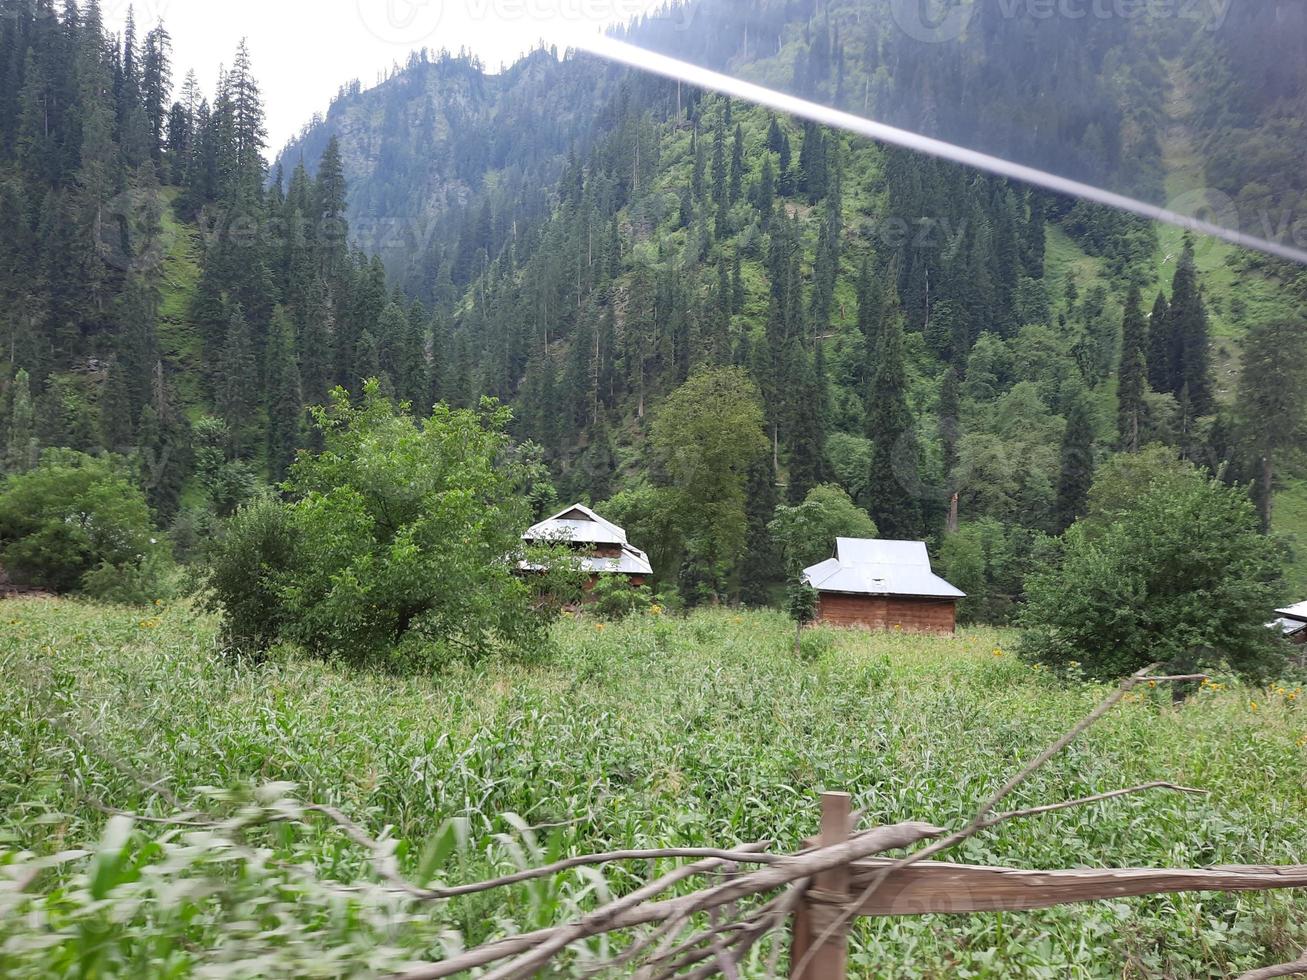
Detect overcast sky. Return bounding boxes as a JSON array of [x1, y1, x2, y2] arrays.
[[103, 0, 671, 152]]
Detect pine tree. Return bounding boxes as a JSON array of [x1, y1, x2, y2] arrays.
[[141, 24, 172, 164], [1055, 392, 1096, 532], [137, 365, 189, 522], [1167, 237, 1213, 416], [4, 367, 37, 474], [315, 136, 348, 277], [855, 259, 881, 386], [728, 124, 744, 204], [740, 455, 780, 606], [785, 341, 825, 504], [711, 112, 726, 208], [1146, 291, 1171, 393], [99, 360, 135, 451], [939, 366, 961, 477], [757, 153, 775, 227], [217, 306, 256, 458], [865, 300, 922, 537], [1236, 319, 1307, 531], [798, 121, 827, 203], [225, 39, 267, 199], [1021, 192, 1046, 279], [298, 278, 334, 407], [265, 306, 303, 482], [1117, 286, 1147, 452]]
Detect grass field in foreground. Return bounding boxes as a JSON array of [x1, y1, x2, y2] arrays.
[[2, 599, 1305, 977]]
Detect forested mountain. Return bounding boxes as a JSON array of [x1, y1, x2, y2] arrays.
[[1, 0, 1304, 614], [0, 0, 424, 546]]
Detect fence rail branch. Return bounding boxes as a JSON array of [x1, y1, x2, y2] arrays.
[[840, 860, 1307, 916]]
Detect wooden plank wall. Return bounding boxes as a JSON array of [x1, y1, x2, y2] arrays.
[[817, 594, 956, 634]]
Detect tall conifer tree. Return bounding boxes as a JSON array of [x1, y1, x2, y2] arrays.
[[1117, 286, 1147, 452]]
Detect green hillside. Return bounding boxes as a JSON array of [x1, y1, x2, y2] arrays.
[[1, 0, 1304, 613]]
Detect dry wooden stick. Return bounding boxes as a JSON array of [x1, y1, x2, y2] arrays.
[[395, 821, 939, 980], [653, 882, 810, 980], [480, 846, 773, 980], [792, 662, 1199, 977], [308, 802, 781, 901], [639, 889, 791, 976], [1240, 953, 1307, 980], [983, 781, 1207, 825]]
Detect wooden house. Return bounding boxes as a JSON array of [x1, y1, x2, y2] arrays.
[[802, 538, 965, 635], [522, 504, 652, 589], [1270, 600, 1307, 645]]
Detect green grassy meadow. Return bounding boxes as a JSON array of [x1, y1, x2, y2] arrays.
[[2, 599, 1306, 977]]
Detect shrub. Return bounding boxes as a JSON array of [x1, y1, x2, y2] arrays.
[[589, 574, 655, 620], [203, 384, 579, 666], [798, 625, 837, 662], [201, 495, 300, 654], [0, 450, 169, 600], [1020, 468, 1286, 682], [82, 551, 178, 606]]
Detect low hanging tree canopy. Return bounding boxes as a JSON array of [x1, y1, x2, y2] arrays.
[[203, 382, 583, 664], [1020, 458, 1286, 682]]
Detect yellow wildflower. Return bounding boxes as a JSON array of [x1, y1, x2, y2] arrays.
[[1250, 701, 1259, 711], [595, 623, 605, 632], [992, 647, 1003, 657], [138, 619, 160, 629]]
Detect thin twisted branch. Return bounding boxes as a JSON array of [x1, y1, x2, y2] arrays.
[[792, 663, 1207, 978]]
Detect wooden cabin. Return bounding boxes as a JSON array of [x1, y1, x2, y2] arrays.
[[522, 504, 652, 589], [802, 538, 965, 635]]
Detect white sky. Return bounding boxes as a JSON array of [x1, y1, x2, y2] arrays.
[[103, 0, 673, 152]]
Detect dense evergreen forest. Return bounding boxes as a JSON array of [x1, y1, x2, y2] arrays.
[[1, 0, 1305, 615]]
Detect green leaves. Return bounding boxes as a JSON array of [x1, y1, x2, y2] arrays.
[[0, 450, 169, 599], [205, 384, 567, 666], [769, 484, 877, 575], [1021, 461, 1286, 682], [417, 819, 468, 886]]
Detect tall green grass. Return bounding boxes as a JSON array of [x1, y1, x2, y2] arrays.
[[1, 599, 1304, 976]]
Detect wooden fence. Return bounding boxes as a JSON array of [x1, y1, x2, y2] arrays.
[[789, 791, 1307, 979], [386, 665, 1307, 979]]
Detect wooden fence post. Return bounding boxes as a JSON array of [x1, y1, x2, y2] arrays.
[[790, 791, 852, 980]]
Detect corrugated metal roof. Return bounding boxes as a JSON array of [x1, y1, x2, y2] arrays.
[[523, 503, 629, 546], [519, 503, 652, 577], [518, 545, 653, 577], [1275, 600, 1307, 623], [582, 549, 653, 576], [1270, 616, 1307, 637], [802, 538, 965, 599]]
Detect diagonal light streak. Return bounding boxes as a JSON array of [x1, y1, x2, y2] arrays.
[[571, 33, 1307, 266]]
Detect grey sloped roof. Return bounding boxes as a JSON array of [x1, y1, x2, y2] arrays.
[[1275, 600, 1307, 623], [803, 538, 965, 600], [518, 545, 653, 577], [519, 503, 653, 577], [581, 548, 653, 576], [523, 503, 628, 546], [1270, 616, 1307, 637]]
